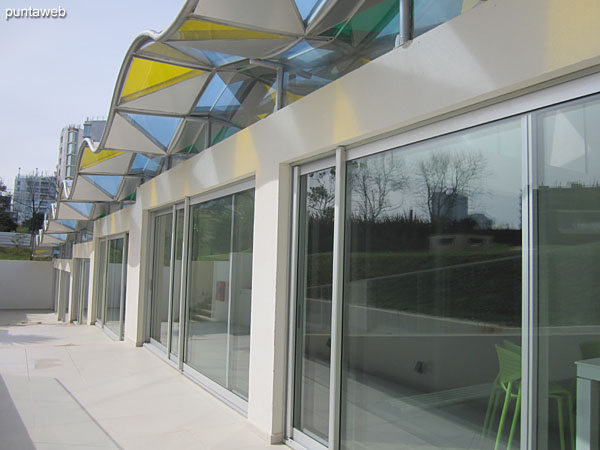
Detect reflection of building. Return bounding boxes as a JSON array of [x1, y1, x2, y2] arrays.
[[13, 172, 56, 223], [28, 2, 600, 450], [469, 213, 493, 230], [432, 192, 468, 221], [428, 233, 493, 252]]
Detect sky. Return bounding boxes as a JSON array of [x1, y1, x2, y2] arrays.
[[0, 1, 185, 192]]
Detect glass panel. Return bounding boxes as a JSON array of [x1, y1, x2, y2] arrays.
[[535, 96, 600, 449], [228, 190, 255, 399], [294, 168, 335, 444], [61, 271, 70, 322], [57, 220, 77, 230], [171, 209, 185, 357], [186, 196, 233, 386], [294, 0, 326, 22], [150, 214, 173, 348], [341, 118, 523, 449], [195, 74, 237, 113], [210, 123, 241, 146], [121, 57, 204, 102], [185, 188, 255, 398], [96, 239, 107, 324], [413, 0, 474, 38], [127, 114, 182, 149], [53, 269, 60, 314], [81, 259, 90, 325], [68, 202, 93, 217], [105, 238, 125, 336], [130, 154, 162, 176], [85, 175, 122, 198], [71, 268, 80, 322]]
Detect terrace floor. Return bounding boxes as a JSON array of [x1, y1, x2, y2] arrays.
[[0, 310, 285, 450]]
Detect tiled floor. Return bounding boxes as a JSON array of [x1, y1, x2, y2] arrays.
[[0, 310, 286, 450]]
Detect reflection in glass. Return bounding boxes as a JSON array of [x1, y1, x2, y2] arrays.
[[171, 209, 185, 357], [228, 190, 255, 399], [105, 238, 125, 337], [341, 118, 523, 449], [60, 271, 70, 322], [151, 213, 173, 348], [71, 269, 80, 322], [186, 196, 233, 386], [535, 96, 600, 449], [96, 239, 107, 324], [185, 189, 255, 400], [81, 259, 90, 324], [294, 168, 335, 444]]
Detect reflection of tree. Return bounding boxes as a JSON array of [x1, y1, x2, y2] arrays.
[[305, 169, 335, 221], [350, 153, 408, 222], [416, 151, 487, 225]]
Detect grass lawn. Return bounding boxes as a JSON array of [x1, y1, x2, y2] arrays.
[[0, 245, 33, 260]]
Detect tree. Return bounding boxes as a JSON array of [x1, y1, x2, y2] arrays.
[[22, 212, 45, 235], [349, 152, 408, 222], [416, 151, 487, 225], [306, 168, 335, 221], [0, 211, 17, 232], [12, 174, 57, 259]]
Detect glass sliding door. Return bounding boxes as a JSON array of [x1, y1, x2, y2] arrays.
[[105, 237, 126, 338], [59, 270, 70, 322], [186, 196, 233, 386], [150, 212, 173, 348], [293, 167, 336, 445], [184, 187, 255, 401], [340, 118, 524, 450], [96, 239, 107, 325], [534, 95, 600, 449], [96, 235, 128, 340], [80, 259, 90, 324], [227, 189, 255, 399], [71, 267, 80, 323], [170, 207, 185, 358]]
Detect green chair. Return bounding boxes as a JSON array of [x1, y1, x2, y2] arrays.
[[483, 342, 575, 450], [482, 341, 521, 442]]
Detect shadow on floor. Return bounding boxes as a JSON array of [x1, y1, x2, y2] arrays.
[[0, 374, 36, 450]]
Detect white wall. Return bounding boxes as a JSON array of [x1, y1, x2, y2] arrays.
[[0, 261, 54, 310], [90, 0, 600, 441]]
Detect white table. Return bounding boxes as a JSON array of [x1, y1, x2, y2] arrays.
[[576, 357, 600, 450]]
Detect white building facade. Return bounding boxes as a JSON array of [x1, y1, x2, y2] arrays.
[[40, 1, 600, 449]]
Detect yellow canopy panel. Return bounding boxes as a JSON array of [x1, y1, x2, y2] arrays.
[[121, 57, 205, 103], [80, 146, 125, 170], [173, 19, 288, 41]]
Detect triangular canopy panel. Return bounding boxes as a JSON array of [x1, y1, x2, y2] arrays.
[[56, 203, 91, 221], [294, 0, 328, 23], [120, 57, 206, 103], [79, 148, 133, 175], [138, 41, 206, 66], [45, 220, 77, 233], [83, 175, 123, 198], [193, 0, 305, 35], [70, 176, 115, 202], [125, 113, 182, 150], [119, 71, 209, 115], [104, 113, 166, 155], [170, 119, 207, 154], [169, 42, 246, 67]]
